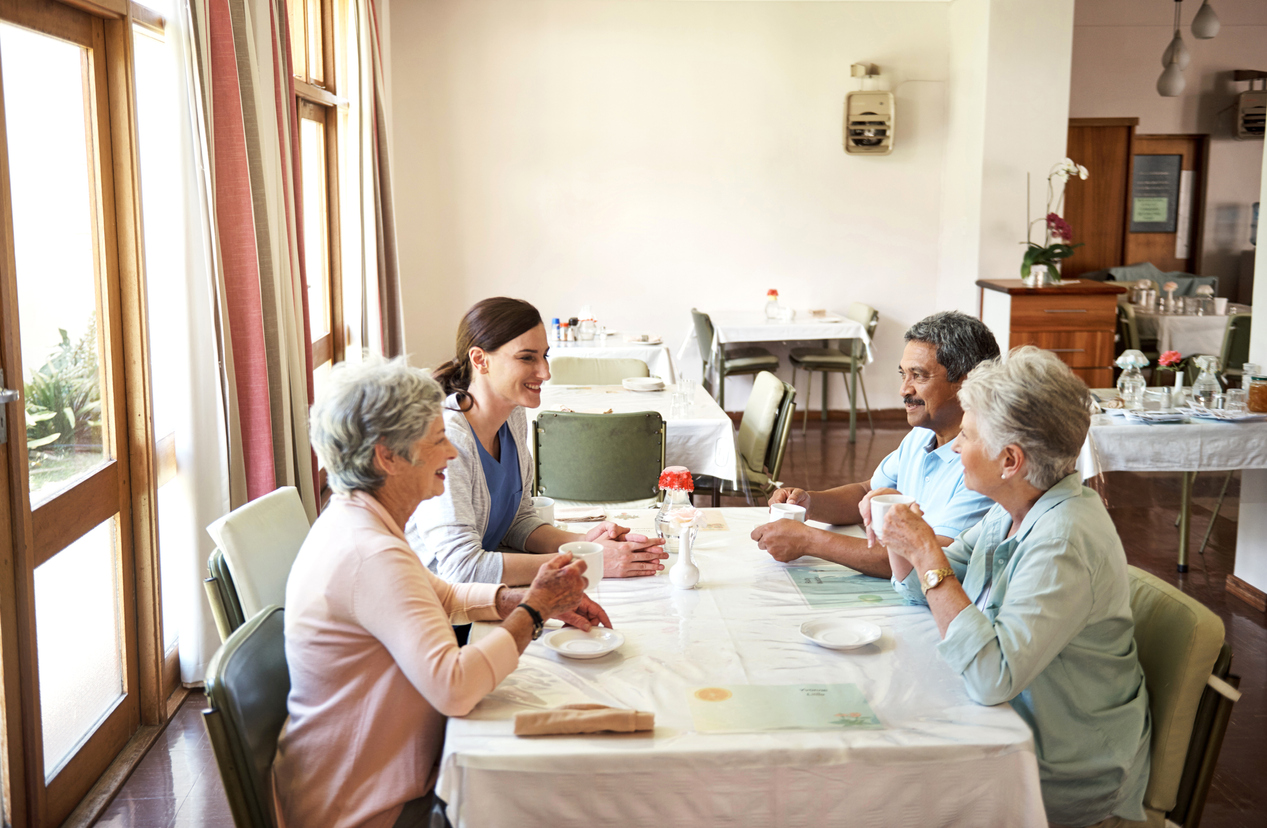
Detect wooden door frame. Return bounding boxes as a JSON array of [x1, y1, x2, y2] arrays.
[[0, 1, 161, 825]]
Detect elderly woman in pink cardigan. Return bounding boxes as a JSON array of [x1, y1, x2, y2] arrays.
[[272, 357, 609, 828]]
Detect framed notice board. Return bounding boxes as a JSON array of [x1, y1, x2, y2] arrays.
[[1130, 154, 1182, 233]]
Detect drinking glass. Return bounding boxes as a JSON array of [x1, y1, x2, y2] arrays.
[[1225, 389, 1248, 413]]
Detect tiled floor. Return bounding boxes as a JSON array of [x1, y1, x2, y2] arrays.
[[93, 695, 233, 828], [92, 421, 1266, 827]]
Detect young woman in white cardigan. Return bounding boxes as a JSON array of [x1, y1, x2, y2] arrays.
[[407, 297, 666, 586]]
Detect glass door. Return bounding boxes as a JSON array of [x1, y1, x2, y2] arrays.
[[0, 6, 140, 825]]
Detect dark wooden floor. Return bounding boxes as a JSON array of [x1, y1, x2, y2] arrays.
[[95, 421, 1265, 827]]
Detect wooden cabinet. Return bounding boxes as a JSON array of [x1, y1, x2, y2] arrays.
[[976, 279, 1126, 388]]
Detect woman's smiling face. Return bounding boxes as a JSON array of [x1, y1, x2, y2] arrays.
[[472, 323, 551, 409]]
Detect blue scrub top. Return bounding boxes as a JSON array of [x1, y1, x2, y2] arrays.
[[475, 421, 522, 551]]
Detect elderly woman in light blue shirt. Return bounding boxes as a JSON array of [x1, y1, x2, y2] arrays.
[[881, 346, 1150, 828]]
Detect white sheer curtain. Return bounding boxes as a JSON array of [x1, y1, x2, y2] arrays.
[[134, 2, 233, 683]]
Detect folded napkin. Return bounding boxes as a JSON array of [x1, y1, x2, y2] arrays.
[[555, 507, 606, 523], [514, 704, 654, 736]]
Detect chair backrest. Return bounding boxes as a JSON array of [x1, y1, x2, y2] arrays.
[[1119, 303, 1142, 352], [1127, 566, 1225, 816], [762, 380, 797, 484], [204, 548, 247, 642], [206, 487, 312, 619], [736, 371, 784, 475], [845, 302, 879, 359], [533, 411, 666, 502], [691, 309, 715, 371], [547, 356, 650, 385], [203, 606, 289, 828], [1218, 313, 1251, 374]]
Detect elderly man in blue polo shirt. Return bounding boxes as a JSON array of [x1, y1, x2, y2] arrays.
[[752, 311, 1000, 578]]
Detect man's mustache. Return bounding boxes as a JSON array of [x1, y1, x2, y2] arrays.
[[903, 397, 924, 406]]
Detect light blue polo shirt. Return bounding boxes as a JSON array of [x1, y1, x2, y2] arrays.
[[869, 427, 993, 540]]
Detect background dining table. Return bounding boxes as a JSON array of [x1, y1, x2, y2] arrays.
[[436, 507, 1047, 827], [532, 383, 739, 484], [548, 333, 678, 382], [1132, 305, 1250, 358]]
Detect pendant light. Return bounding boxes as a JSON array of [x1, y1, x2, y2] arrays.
[[1191, 1, 1220, 40], [1158, 56, 1186, 97], [1158, 0, 1187, 97], [1160, 0, 1190, 70]]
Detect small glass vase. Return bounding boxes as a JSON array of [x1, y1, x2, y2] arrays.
[[654, 488, 692, 554], [1116, 366, 1146, 409], [1023, 263, 1056, 288]]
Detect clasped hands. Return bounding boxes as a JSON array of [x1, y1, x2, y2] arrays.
[[582, 521, 668, 578]]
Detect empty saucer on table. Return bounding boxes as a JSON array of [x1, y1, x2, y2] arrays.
[[542, 628, 625, 659], [799, 618, 881, 651], [622, 377, 665, 392]]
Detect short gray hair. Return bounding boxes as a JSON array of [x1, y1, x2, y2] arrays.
[[309, 356, 446, 494], [958, 346, 1091, 490], [904, 311, 1001, 382]]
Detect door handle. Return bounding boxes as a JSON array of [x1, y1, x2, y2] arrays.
[[0, 388, 18, 404], [0, 370, 18, 443]]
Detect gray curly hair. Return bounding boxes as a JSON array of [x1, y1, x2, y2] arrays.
[[309, 356, 445, 494], [958, 346, 1091, 490]]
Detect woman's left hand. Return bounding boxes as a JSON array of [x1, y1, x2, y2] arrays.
[[557, 594, 613, 631], [881, 503, 939, 568], [585, 521, 645, 543]]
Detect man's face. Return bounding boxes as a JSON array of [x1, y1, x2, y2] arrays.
[[897, 340, 964, 434]]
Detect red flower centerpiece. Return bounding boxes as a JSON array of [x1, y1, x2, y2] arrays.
[[658, 466, 694, 492], [655, 466, 695, 553]]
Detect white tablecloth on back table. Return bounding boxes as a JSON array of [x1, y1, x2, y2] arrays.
[[548, 337, 677, 383], [676, 310, 873, 382], [437, 508, 1046, 828], [532, 384, 738, 483], [1076, 413, 1267, 478], [1132, 308, 1248, 358]]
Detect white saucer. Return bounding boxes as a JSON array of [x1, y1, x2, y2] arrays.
[[542, 628, 625, 659], [622, 377, 666, 392], [799, 618, 882, 651], [624, 336, 663, 345]]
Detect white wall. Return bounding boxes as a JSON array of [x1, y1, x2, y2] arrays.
[[1069, 0, 1267, 290], [388, 0, 1077, 410]]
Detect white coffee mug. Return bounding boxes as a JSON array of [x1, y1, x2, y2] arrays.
[[532, 496, 555, 525], [1213, 297, 1228, 315], [559, 541, 603, 591], [869, 494, 916, 542], [769, 503, 807, 523]]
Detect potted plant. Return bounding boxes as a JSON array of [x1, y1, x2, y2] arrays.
[[1021, 159, 1088, 285]]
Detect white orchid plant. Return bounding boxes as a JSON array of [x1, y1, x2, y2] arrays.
[[1022, 158, 1090, 281]]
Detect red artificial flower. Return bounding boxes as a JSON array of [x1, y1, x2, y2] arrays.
[[1046, 212, 1073, 241], [658, 466, 695, 491], [767, 289, 779, 297], [1158, 350, 1182, 367]]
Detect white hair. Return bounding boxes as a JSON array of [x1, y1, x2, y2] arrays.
[[958, 346, 1091, 490], [309, 356, 445, 494]]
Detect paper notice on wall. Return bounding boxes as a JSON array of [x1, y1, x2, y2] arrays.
[[1175, 170, 1193, 260]]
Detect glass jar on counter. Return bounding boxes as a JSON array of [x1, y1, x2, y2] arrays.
[[1247, 375, 1267, 414]]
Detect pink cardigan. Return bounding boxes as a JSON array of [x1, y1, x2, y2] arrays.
[[272, 491, 519, 828]]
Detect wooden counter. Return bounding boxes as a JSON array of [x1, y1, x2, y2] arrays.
[[976, 279, 1127, 388]]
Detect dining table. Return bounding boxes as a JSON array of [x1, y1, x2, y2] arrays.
[[531, 383, 739, 484], [1131, 304, 1250, 358], [548, 334, 678, 383], [435, 507, 1047, 827], [1077, 393, 1267, 571]]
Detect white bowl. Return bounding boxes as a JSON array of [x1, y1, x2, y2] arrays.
[[622, 377, 665, 392], [541, 627, 625, 659], [799, 618, 881, 651]]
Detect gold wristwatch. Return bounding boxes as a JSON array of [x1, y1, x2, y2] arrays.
[[921, 567, 956, 594]]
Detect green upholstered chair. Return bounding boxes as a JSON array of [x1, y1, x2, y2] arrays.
[[691, 308, 779, 409], [694, 371, 796, 506], [532, 411, 666, 504], [1127, 566, 1240, 827], [203, 606, 289, 828], [1215, 313, 1251, 388], [204, 548, 247, 642], [546, 356, 650, 385], [206, 486, 311, 621], [788, 302, 877, 442]]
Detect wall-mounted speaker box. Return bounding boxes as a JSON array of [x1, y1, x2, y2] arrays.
[[843, 91, 894, 156]]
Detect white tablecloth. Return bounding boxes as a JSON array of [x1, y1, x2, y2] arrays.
[[1132, 309, 1248, 358], [531, 384, 738, 483], [549, 336, 677, 383], [437, 508, 1047, 828], [1077, 412, 1267, 478], [676, 310, 873, 384]]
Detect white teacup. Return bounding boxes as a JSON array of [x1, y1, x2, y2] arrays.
[[869, 494, 916, 542], [1213, 297, 1228, 315], [532, 496, 555, 524], [559, 541, 603, 591], [769, 503, 807, 523]]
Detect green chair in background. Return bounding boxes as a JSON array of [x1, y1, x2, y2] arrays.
[[788, 301, 878, 443], [1215, 313, 1251, 389], [203, 606, 289, 828], [546, 356, 650, 385], [1127, 567, 1240, 828], [695, 371, 796, 506], [204, 548, 247, 642], [691, 308, 779, 410], [532, 411, 666, 505]]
